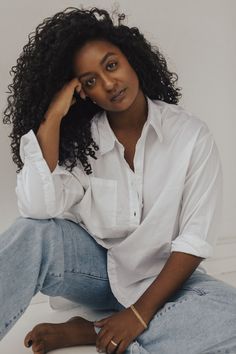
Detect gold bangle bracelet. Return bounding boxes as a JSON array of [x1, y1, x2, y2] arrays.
[[130, 305, 148, 329]]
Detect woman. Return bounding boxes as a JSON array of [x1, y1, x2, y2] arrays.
[[2, 6, 236, 354]]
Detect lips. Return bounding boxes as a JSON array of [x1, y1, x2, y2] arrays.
[[111, 88, 126, 101]]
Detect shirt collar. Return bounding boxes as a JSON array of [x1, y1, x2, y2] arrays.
[[95, 95, 164, 156]]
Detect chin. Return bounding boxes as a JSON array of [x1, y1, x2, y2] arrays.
[[116, 94, 138, 112]]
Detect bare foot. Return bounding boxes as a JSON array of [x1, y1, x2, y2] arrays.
[[24, 316, 97, 354]]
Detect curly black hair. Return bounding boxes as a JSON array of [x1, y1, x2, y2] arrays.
[[3, 6, 182, 175]]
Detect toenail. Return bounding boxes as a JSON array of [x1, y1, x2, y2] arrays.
[[27, 340, 33, 347]]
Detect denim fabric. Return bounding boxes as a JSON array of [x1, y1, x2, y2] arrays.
[[0, 216, 236, 354]]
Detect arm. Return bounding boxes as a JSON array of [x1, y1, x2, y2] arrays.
[[134, 251, 203, 323], [15, 79, 86, 219], [16, 128, 85, 219], [95, 122, 223, 353], [135, 124, 223, 325], [36, 111, 62, 173], [36, 77, 86, 173]]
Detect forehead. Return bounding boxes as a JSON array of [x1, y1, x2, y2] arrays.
[[73, 40, 122, 73]]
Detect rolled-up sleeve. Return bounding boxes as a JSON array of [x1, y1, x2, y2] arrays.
[[15, 129, 85, 219], [171, 126, 223, 259]]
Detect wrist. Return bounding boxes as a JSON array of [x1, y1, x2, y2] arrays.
[[44, 110, 63, 122], [129, 304, 150, 330], [132, 301, 156, 325]]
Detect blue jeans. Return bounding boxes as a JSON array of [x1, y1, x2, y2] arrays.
[[0, 216, 236, 354]]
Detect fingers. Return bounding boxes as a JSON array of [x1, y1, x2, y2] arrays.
[[61, 77, 87, 102], [69, 78, 86, 100], [75, 85, 86, 100], [70, 97, 76, 107], [77, 87, 86, 100], [96, 327, 107, 352], [32, 339, 45, 354], [96, 329, 118, 354], [106, 338, 122, 354], [69, 77, 86, 98]]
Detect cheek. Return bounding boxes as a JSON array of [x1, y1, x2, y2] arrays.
[[84, 86, 99, 97], [128, 67, 139, 86]]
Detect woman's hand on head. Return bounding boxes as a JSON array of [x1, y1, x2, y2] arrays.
[[45, 78, 87, 121]]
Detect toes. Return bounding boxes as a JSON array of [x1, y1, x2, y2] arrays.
[[24, 330, 33, 348], [32, 340, 45, 354]]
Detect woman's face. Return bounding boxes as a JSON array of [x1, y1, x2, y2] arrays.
[[73, 39, 141, 112]]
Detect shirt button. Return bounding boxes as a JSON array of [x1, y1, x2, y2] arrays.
[[134, 211, 136, 216]]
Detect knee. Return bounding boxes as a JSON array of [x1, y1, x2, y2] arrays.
[[4, 216, 59, 245], [13, 216, 56, 231]]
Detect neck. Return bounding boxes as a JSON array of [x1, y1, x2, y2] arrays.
[[106, 90, 148, 132]]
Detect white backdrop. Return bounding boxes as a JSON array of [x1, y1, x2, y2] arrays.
[[0, 0, 235, 244]]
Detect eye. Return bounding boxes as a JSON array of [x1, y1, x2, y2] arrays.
[[107, 61, 117, 70], [84, 77, 96, 88]]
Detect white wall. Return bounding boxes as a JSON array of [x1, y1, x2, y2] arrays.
[[1, 0, 235, 247]]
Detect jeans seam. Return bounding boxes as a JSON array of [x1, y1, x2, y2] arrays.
[[48, 272, 63, 277], [181, 287, 208, 296], [154, 296, 189, 318], [0, 305, 27, 337], [202, 349, 231, 354], [56, 219, 109, 281], [154, 288, 209, 320], [47, 270, 109, 280], [64, 269, 109, 281]]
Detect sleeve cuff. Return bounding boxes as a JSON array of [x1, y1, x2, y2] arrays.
[[20, 129, 44, 163], [171, 233, 214, 259]]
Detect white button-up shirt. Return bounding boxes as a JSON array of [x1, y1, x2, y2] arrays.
[[16, 96, 223, 307]]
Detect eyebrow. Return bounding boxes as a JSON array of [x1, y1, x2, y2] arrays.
[[78, 52, 117, 79]]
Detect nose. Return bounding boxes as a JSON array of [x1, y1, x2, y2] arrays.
[[101, 73, 116, 91]]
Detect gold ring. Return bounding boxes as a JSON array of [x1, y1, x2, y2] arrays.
[[110, 339, 118, 347]]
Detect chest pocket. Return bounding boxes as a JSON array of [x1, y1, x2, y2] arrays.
[[77, 176, 117, 234]]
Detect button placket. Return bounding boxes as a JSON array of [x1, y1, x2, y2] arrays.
[[127, 172, 135, 222], [132, 177, 138, 220], [135, 164, 144, 219], [128, 125, 147, 224], [131, 177, 142, 222], [133, 191, 138, 218]]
